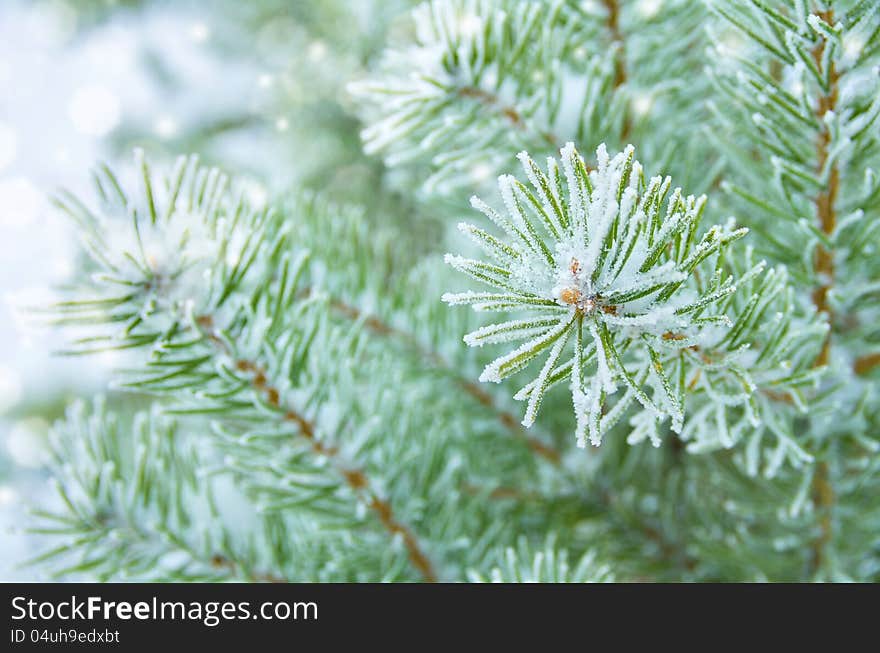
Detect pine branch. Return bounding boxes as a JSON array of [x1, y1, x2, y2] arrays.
[[458, 85, 561, 149], [47, 154, 454, 581], [349, 0, 610, 192], [810, 8, 840, 368], [678, 251, 824, 470], [707, 0, 880, 572], [31, 0, 880, 583], [444, 142, 753, 448], [600, 0, 631, 140], [809, 460, 835, 574], [31, 400, 285, 582], [601, 0, 626, 88], [808, 7, 840, 576], [195, 314, 439, 582], [853, 352, 880, 376], [208, 555, 286, 584], [468, 535, 614, 582], [598, 484, 698, 573], [316, 289, 562, 464]]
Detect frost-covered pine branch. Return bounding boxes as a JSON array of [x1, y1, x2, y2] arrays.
[[678, 247, 826, 474], [19, 0, 880, 584], [467, 535, 614, 582], [350, 0, 718, 197], [349, 0, 615, 194], [705, 0, 880, 577], [39, 152, 578, 581], [32, 400, 286, 582], [444, 142, 757, 447]]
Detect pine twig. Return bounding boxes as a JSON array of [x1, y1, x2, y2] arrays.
[[601, 0, 632, 141], [808, 10, 839, 576], [853, 352, 880, 376], [458, 85, 561, 149], [321, 292, 563, 465], [209, 554, 286, 584], [197, 315, 438, 582]]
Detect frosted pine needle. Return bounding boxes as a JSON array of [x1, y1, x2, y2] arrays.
[[443, 143, 749, 447]]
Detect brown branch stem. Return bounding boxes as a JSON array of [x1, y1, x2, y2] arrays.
[[809, 460, 835, 574], [458, 86, 561, 149], [808, 10, 839, 576], [854, 352, 880, 376], [601, 0, 632, 141], [601, 488, 698, 572], [323, 293, 562, 465], [209, 554, 286, 583], [459, 1, 632, 149], [196, 315, 438, 582]]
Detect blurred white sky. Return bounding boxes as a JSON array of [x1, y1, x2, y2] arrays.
[[0, 0, 273, 579]]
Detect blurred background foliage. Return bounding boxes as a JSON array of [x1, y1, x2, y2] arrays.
[[0, 0, 428, 579]]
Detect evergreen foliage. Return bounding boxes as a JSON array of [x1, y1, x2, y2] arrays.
[[28, 0, 880, 581], [444, 142, 753, 447]]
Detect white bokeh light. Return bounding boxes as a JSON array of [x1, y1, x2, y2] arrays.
[[0, 364, 22, 415], [244, 180, 268, 210], [0, 176, 42, 228], [68, 84, 121, 136], [469, 162, 493, 184], [190, 21, 210, 43], [155, 115, 179, 139], [632, 93, 654, 117], [637, 0, 663, 19], [6, 417, 50, 469], [843, 34, 865, 61], [0, 485, 17, 507], [716, 31, 745, 58], [0, 58, 10, 85], [307, 40, 327, 62]]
